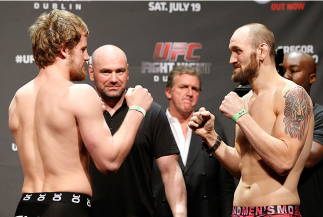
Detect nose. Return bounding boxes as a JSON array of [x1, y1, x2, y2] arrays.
[[229, 54, 237, 65], [84, 50, 90, 61], [187, 87, 193, 96], [110, 72, 117, 83]]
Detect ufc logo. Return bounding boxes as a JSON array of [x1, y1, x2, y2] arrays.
[[153, 42, 202, 61]]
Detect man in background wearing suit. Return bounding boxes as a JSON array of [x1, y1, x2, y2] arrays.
[[152, 66, 236, 217]]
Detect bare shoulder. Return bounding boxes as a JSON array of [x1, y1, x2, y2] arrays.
[[9, 80, 34, 110], [69, 83, 99, 100], [68, 83, 102, 114], [70, 83, 95, 91], [9, 80, 35, 132], [273, 80, 311, 106], [280, 81, 312, 109], [14, 80, 34, 97]]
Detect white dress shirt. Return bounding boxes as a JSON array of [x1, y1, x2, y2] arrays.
[[166, 108, 192, 166]]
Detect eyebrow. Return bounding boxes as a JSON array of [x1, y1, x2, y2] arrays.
[[229, 45, 240, 51], [99, 68, 110, 73], [289, 64, 300, 67], [99, 68, 126, 73]]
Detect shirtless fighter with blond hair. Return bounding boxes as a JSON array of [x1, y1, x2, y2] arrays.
[[9, 10, 152, 217], [188, 23, 314, 217]]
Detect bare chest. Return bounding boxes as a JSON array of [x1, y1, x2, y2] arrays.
[[236, 94, 278, 151]]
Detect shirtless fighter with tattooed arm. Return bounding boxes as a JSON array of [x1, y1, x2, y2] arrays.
[[188, 23, 314, 217]]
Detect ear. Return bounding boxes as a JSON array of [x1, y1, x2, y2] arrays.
[[127, 64, 129, 81], [89, 65, 95, 81], [59, 44, 69, 59], [165, 88, 172, 100], [259, 43, 269, 62], [310, 73, 316, 84]]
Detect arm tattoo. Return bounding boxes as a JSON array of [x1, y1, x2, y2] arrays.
[[283, 87, 311, 141]]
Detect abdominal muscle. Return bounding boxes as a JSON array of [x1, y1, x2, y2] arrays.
[[233, 156, 300, 207]]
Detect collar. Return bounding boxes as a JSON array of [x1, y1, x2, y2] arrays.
[[166, 108, 179, 123]]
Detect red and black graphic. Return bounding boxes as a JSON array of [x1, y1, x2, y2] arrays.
[[153, 42, 202, 61], [283, 87, 311, 141]]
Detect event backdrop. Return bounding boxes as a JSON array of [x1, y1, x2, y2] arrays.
[[1, 1, 322, 216]]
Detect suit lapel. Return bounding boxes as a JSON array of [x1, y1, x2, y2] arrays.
[[183, 133, 202, 173]]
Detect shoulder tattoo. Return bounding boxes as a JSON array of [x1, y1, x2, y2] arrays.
[[283, 86, 312, 141]]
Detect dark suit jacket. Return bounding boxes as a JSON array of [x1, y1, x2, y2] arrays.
[[152, 124, 236, 217]]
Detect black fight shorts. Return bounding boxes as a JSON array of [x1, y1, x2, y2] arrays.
[[15, 192, 92, 217]]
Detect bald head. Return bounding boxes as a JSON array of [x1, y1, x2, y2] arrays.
[[92, 45, 128, 70], [234, 23, 276, 61], [284, 51, 316, 75], [282, 51, 317, 94], [89, 45, 129, 101]]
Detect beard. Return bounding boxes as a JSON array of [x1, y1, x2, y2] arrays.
[[69, 55, 88, 81], [232, 52, 258, 83]]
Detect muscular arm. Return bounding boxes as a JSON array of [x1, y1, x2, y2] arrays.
[[305, 141, 323, 168], [235, 87, 313, 176], [189, 108, 242, 179], [156, 154, 187, 217], [71, 84, 152, 175], [214, 139, 241, 179]]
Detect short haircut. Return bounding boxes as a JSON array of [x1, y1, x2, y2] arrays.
[[243, 23, 276, 62], [166, 65, 202, 91], [29, 9, 89, 69]]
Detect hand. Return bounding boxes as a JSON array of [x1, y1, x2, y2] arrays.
[[125, 85, 153, 113], [188, 107, 216, 140], [219, 91, 244, 119]]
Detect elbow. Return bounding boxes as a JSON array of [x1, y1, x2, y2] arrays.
[[96, 162, 122, 176], [304, 159, 316, 169], [274, 161, 294, 176], [276, 168, 292, 177]]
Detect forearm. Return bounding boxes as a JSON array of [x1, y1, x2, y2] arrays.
[[163, 164, 187, 217], [109, 110, 144, 166], [203, 131, 241, 179], [92, 110, 144, 174]]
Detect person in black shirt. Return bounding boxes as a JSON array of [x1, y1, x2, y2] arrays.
[[88, 45, 187, 217], [282, 51, 323, 217]]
